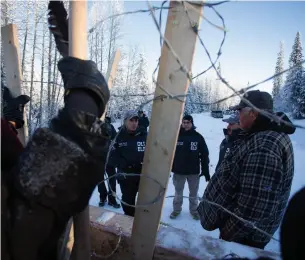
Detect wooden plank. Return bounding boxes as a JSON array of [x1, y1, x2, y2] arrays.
[[1, 24, 28, 146], [67, 1, 90, 260], [131, 2, 203, 259], [101, 49, 121, 121]]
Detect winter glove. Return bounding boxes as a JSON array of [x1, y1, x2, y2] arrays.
[[58, 57, 110, 117], [48, 1, 68, 57], [2, 87, 30, 129], [200, 172, 211, 182], [124, 163, 143, 174]]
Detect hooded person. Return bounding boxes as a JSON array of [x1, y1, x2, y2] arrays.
[[170, 114, 210, 220], [108, 110, 147, 216], [138, 110, 149, 133], [198, 90, 295, 249], [98, 116, 120, 208]]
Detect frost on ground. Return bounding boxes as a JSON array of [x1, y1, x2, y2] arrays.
[[89, 112, 305, 253]]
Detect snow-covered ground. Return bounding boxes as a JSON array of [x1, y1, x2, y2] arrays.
[[89, 112, 305, 253]]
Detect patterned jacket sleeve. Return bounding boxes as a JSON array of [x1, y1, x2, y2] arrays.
[[220, 139, 283, 242], [199, 135, 210, 176]]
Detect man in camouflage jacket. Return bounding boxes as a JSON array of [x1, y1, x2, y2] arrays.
[[198, 90, 295, 249]]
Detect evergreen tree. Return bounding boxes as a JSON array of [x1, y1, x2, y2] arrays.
[[273, 41, 285, 99], [286, 32, 304, 118], [135, 53, 149, 105]]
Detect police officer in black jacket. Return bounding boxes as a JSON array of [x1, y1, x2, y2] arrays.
[[138, 110, 149, 133], [215, 112, 241, 171], [98, 116, 120, 208], [170, 115, 210, 220], [109, 110, 147, 216]]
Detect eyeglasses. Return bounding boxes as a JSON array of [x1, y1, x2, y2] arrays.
[[182, 121, 191, 124]]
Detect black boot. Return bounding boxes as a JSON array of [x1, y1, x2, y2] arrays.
[[99, 199, 106, 207], [108, 194, 120, 209]]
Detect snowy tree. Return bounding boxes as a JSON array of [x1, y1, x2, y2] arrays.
[[282, 32, 304, 118], [134, 52, 150, 109], [272, 41, 284, 98]]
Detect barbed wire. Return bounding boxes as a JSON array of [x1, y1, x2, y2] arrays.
[[16, 1, 302, 255], [88, 1, 304, 253], [183, 2, 305, 130]]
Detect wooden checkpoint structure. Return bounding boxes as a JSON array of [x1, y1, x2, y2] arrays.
[[68, 2, 90, 260], [1, 24, 29, 146], [101, 49, 121, 121], [1, 1, 205, 259], [131, 2, 203, 259]]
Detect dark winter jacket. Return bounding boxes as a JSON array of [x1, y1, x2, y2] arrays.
[[172, 127, 209, 178], [109, 124, 117, 140], [109, 126, 147, 174], [3, 109, 111, 260], [1, 119, 25, 260], [215, 128, 241, 171], [138, 115, 149, 132], [198, 112, 295, 249]]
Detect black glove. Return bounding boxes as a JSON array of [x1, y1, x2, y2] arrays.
[[57, 57, 110, 117], [2, 87, 30, 129], [48, 1, 68, 57], [124, 163, 142, 174], [200, 172, 211, 182]]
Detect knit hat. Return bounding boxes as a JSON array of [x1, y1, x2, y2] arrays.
[[183, 115, 194, 124], [124, 110, 139, 121]]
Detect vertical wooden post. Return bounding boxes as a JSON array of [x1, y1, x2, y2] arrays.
[[101, 49, 120, 121], [1, 24, 29, 146], [131, 2, 203, 259], [68, 1, 90, 260]]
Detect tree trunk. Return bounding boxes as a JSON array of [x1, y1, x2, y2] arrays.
[[28, 5, 38, 135], [51, 50, 58, 117], [21, 3, 29, 75], [39, 23, 46, 126], [47, 30, 53, 119]]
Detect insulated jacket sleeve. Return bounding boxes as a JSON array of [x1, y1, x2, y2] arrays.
[[110, 124, 117, 140], [1, 119, 24, 172], [199, 135, 210, 181], [144, 117, 149, 128], [220, 141, 283, 243], [107, 141, 123, 168]]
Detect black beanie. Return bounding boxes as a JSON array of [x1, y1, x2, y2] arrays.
[[183, 115, 193, 124]]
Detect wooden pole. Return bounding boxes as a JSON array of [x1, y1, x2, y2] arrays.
[[67, 1, 90, 260], [101, 49, 120, 121], [131, 2, 203, 259], [1, 24, 29, 146]]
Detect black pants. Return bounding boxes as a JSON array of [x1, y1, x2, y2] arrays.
[[98, 166, 117, 201], [119, 175, 140, 217]]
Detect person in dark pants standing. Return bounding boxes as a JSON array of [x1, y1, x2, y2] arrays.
[[109, 110, 147, 216], [215, 112, 241, 171], [98, 116, 120, 208], [138, 110, 149, 133], [170, 115, 210, 220]]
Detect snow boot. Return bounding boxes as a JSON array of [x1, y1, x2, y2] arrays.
[[108, 195, 121, 209], [191, 212, 200, 220], [99, 200, 106, 207], [170, 211, 181, 219]]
